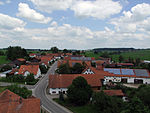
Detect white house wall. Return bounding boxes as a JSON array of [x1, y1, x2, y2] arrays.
[[24, 71, 30, 77], [35, 68, 41, 79], [104, 76, 150, 84], [83, 69, 94, 74], [49, 88, 68, 94]]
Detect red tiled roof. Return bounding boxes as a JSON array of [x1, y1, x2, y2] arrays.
[[117, 63, 134, 66], [29, 53, 36, 56], [57, 60, 91, 67], [41, 56, 52, 61], [49, 74, 104, 88], [17, 58, 26, 62], [0, 89, 40, 113], [18, 65, 39, 75], [103, 90, 124, 96]]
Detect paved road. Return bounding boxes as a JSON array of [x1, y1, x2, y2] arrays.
[[34, 61, 71, 113]]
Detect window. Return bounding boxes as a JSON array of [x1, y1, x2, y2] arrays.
[[52, 91, 56, 94]]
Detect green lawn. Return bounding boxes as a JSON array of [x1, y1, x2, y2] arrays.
[[111, 50, 150, 62], [53, 98, 98, 113], [0, 56, 10, 65], [83, 51, 102, 59], [0, 86, 6, 93]]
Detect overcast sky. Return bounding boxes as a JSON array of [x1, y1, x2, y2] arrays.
[[0, 0, 150, 49]]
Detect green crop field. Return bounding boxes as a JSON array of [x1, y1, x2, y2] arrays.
[[84, 50, 150, 62], [0, 56, 10, 65], [82, 51, 103, 59], [111, 50, 150, 62]]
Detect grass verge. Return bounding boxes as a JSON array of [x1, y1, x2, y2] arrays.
[[53, 98, 98, 113]]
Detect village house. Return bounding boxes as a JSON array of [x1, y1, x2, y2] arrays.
[[0, 89, 40, 113], [40, 56, 53, 67], [18, 65, 41, 79], [103, 68, 150, 84], [49, 74, 104, 94], [57, 60, 91, 68]]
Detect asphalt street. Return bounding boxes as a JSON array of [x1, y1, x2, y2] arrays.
[[34, 61, 71, 113]]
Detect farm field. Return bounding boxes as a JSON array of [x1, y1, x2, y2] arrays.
[[84, 50, 150, 62], [0, 56, 10, 65], [111, 50, 150, 62]]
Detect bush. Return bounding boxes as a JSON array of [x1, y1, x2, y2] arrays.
[[0, 65, 12, 72], [6, 84, 32, 99], [25, 74, 35, 82], [92, 92, 123, 113], [39, 65, 48, 74]]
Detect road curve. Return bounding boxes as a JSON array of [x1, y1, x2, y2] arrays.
[[34, 61, 70, 113]]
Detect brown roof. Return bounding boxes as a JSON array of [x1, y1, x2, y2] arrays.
[[49, 74, 104, 88], [103, 90, 124, 96], [0, 89, 40, 113], [117, 63, 134, 66], [18, 65, 39, 75], [17, 58, 26, 62], [57, 60, 91, 67]]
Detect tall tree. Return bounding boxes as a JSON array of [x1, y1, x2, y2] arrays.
[[56, 63, 71, 74], [92, 92, 123, 113], [135, 58, 141, 66], [50, 47, 59, 53], [63, 49, 68, 53], [121, 97, 150, 113], [71, 63, 85, 74], [6, 46, 28, 61], [67, 76, 93, 105], [119, 55, 124, 63]]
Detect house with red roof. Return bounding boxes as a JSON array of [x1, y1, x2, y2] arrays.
[[0, 89, 40, 113], [29, 53, 37, 58], [18, 65, 41, 79], [117, 63, 134, 67], [49, 74, 104, 94], [40, 56, 53, 67], [103, 68, 150, 84]]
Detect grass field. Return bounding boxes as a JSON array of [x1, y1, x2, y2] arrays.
[[83, 51, 102, 59], [84, 50, 150, 62], [111, 50, 150, 62], [0, 56, 10, 65], [54, 98, 98, 113]]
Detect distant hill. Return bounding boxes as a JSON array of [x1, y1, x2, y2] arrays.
[[93, 48, 135, 52]]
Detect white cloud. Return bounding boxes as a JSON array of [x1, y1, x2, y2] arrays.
[[1, 21, 150, 49], [0, 1, 4, 5], [0, 13, 26, 30], [50, 21, 58, 27], [6, 0, 11, 4], [30, 0, 122, 19], [111, 3, 150, 33], [71, 0, 122, 19], [29, 0, 73, 13], [17, 3, 52, 24]]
